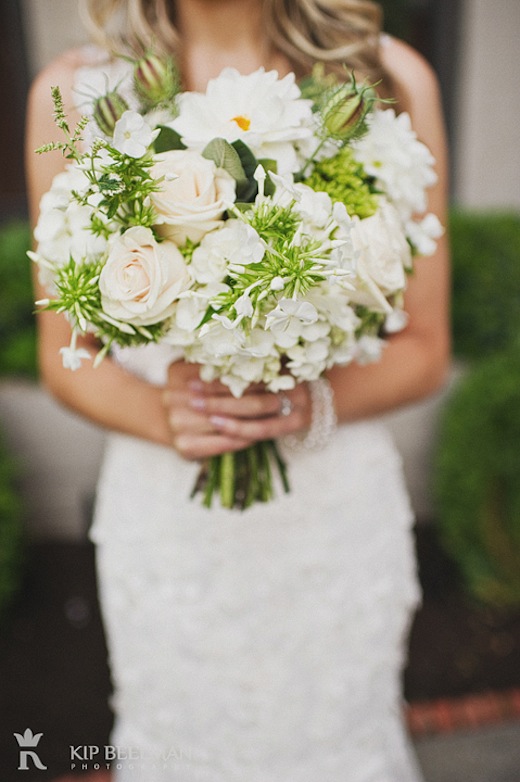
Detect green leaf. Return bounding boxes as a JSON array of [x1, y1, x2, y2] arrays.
[[231, 140, 260, 202], [153, 125, 186, 153], [259, 158, 278, 197], [202, 138, 247, 183]]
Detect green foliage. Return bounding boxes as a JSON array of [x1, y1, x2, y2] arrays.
[[302, 146, 378, 219], [449, 210, 520, 360], [0, 221, 37, 377], [0, 431, 25, 620], [435, 349, 520, 607]]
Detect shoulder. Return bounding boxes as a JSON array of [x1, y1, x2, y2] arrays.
[[28, 45, 108, 118], [378, 36, 447, 179], [379, 36, 442, 114], [26, 46, 107, 218]]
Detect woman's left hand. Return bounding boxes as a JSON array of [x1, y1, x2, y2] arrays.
[[163, 361, 312, 460], [189, 378, 311, 443]]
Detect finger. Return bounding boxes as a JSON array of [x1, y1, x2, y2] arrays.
[[189, 391, 281, 419], [208, 408, 307, 442], [167, 406, 218, 435], [172, 433, 254, 461]]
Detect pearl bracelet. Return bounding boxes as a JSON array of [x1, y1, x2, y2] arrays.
[[284, 377, 337, 451]]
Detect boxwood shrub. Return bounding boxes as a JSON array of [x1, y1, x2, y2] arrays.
[[0, 431, 24, 619], [0, 220, 37, 377], [449, 210, 520, 360], [435, 349, 520, 606]]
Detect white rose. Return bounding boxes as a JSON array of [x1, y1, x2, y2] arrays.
[[150, 150, 236, 246], [349, 200, 410, 313], [99, 226, 190, 326]]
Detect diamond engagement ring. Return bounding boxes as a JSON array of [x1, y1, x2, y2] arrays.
[[279, 393, 293, 417]]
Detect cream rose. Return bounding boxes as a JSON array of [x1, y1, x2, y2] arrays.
[[349, 199, 410, 313], [99, 226, 190, 326], [150, 150, 236, 245]]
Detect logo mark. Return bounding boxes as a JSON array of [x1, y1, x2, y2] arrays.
[[13, 729, 47, 771]]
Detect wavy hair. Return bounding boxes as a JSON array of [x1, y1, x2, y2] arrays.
[[81, 0, 383, 80]]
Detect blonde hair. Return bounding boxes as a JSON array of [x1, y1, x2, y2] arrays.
[[81, 0, 383, 80]]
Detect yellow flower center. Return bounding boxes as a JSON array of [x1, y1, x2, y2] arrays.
[[231, 115, 251, 131]]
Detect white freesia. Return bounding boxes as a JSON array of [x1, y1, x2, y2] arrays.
[[150, 150, 236, 245], [99, 226, 190, 326], [113, 111, 159, 158], [171, 68, 314, 175]]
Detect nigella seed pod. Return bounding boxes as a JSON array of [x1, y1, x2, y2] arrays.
[[134, 53, 179, 108], [93, 92, 129, 136], [323, 80, 377, 142]]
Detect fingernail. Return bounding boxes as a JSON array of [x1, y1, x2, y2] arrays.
[[188, 380, 205, 392], [190, 397, 206, 411]]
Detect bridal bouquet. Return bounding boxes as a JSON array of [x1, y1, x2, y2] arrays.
[[31, 54, 442, 508]]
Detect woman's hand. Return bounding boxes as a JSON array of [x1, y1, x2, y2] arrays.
[[163, 362, 311, 461]]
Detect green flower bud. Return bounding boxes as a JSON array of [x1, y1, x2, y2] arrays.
[[322, 78, 377, 142], [93, 91, 129, 136], [134, 53, 179, 109]]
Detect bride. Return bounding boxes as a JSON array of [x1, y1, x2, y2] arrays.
[[26, 0, 450, 779]]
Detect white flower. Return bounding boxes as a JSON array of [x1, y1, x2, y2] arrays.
[[352, 109, 437, 220], [34, 165, 109, 289], [99, 226, 190, 326], [73, 55, 136, 116], [191, 221, 264, 284], [265, 298, 319, 348], [286, 338, 330, 381], [170, 68, 314, 175], [355, 335, 385, 364], [150, 150, 236, 245], [349, 200, 410, 313], [406, 213, 444, 256], [113, 111, 158, 158], [60, 344, 91, 371], [73, 55, 138, 148]]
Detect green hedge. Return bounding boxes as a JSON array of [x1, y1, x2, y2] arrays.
[[435, 349, 520, 607], [0, 431, 25, 619], [435, 210, 520, 607], [0, 220, 37, 378], [449, 210, 520, 360]]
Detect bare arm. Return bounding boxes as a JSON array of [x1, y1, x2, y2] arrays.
[[27, 52, 173, 447], [327, 37, 451, 421]]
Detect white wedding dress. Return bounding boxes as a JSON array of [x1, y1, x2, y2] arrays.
[[90, 343, 424, 782]]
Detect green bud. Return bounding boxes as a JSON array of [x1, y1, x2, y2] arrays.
[[322, 78, 377, 142], [93, 92, 129, 136], [134, 53, 179, 109]]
